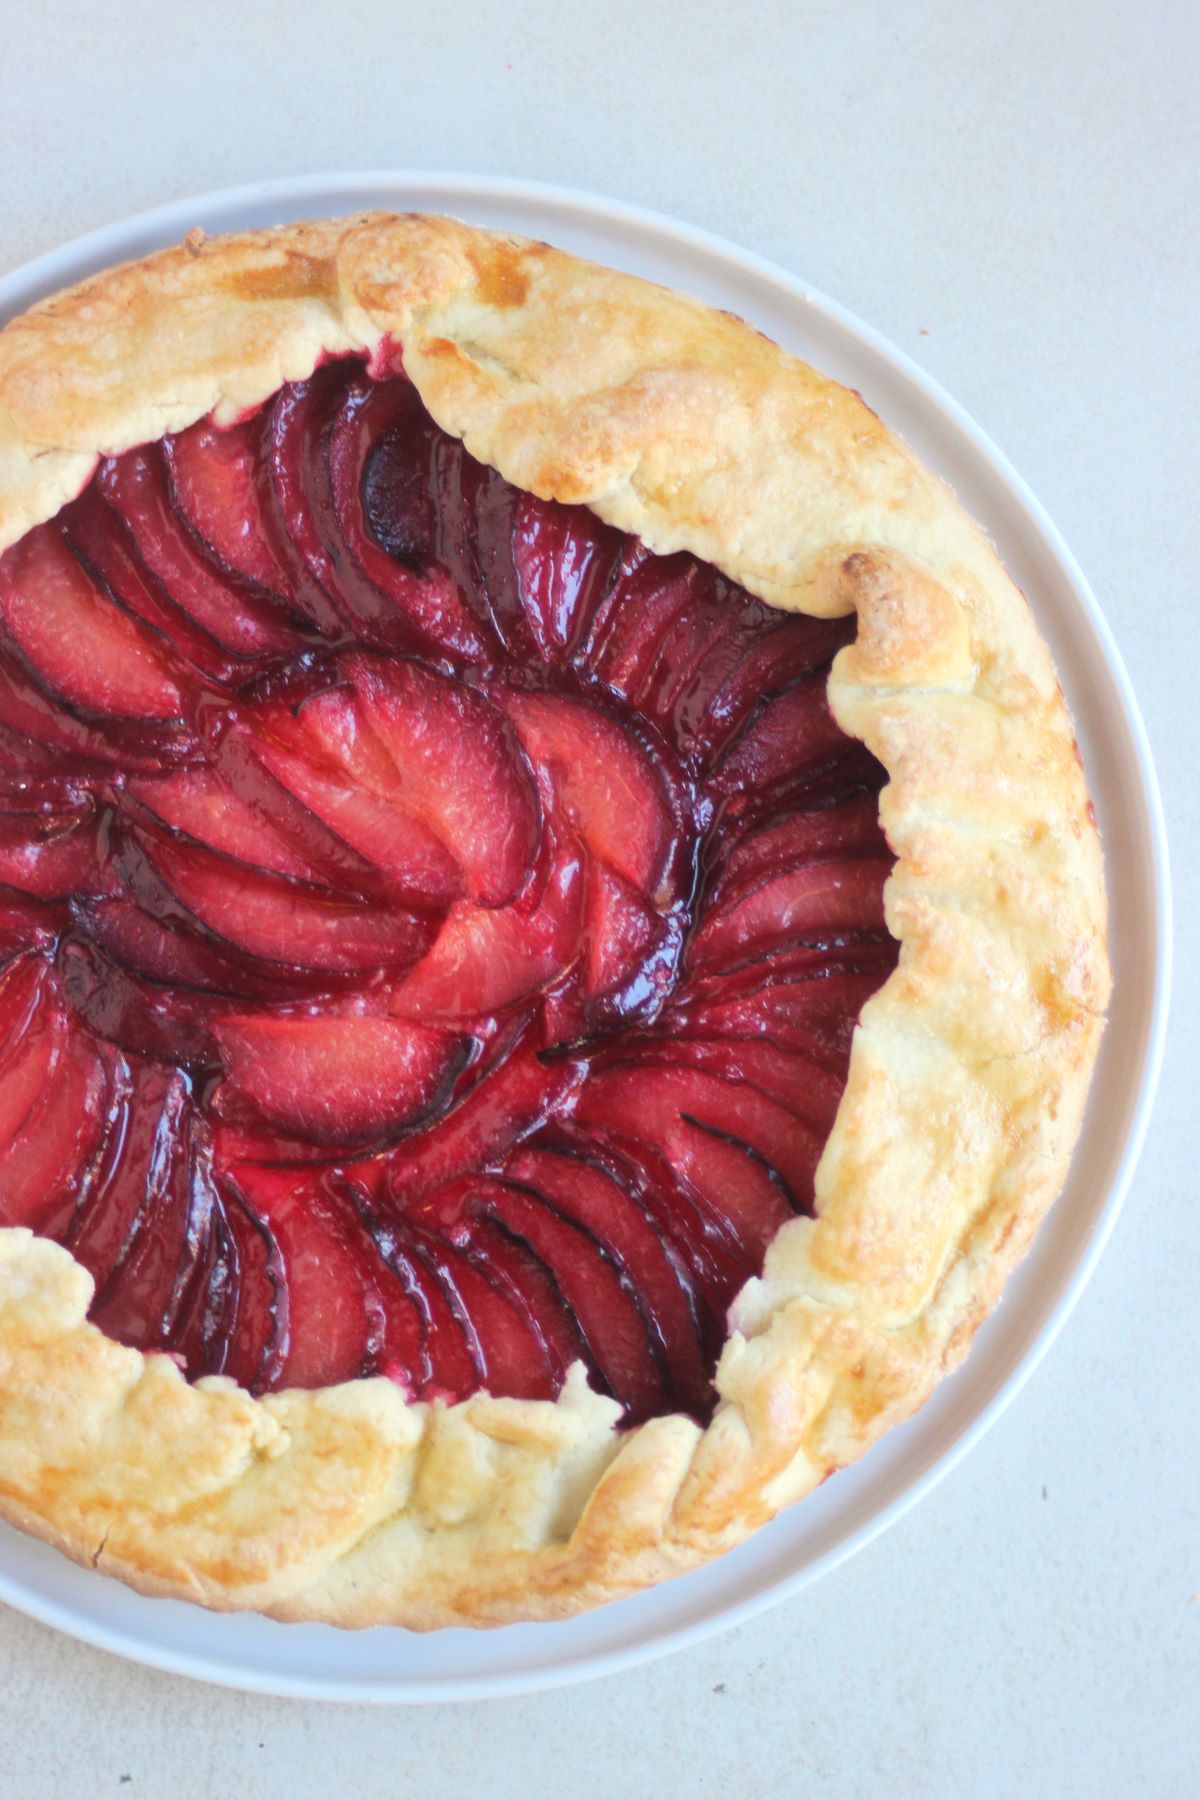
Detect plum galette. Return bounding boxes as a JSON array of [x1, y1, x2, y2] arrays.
[[0, 215, 1107, 1626]]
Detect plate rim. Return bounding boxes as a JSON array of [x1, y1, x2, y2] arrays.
[[0, 170, 1172, 1702]]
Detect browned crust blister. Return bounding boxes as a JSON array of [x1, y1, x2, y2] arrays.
[[0, 215, 1108, 1628]]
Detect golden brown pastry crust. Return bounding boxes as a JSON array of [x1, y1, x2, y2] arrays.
[[0, 214, 1109, 1627]]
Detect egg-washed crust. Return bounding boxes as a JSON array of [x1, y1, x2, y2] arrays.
[[0, 214, 1108, 1627]]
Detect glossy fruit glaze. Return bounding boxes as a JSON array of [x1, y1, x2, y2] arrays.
[[0, 352, 896, 1424]]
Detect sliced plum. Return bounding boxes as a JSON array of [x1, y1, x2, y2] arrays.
[[512, 492, 624, 662], [67, 1058, 181, 1294], [669, 968, 885, 1063], [99, 448, 305, 659], [0, 889, 65, 960], [706, 793, 888, 902], [391, 835, 583, 1020], [408, 1177, 589, 1387], [267, 366, 485, 658], [382, 1041, 585, 1206], [0, 647, 193, 770], [629, 565, 757, 735], [264, 370, 370, 631], [227, 1163, 379, 1389], [64, 484, 246, 686], [0, 952, 62, 1144], [395, 1233, 484, 1397], [0, 804, 112, 901], [230, 692, 465, 907], [687, 856, 891, 975], [213, 1014, 468, 1150], [0, 944, 51, 1041], [496, 686, 682, 901], [559, 1132, 746, 1359], [327, 1184, 428, 1394], [134, 828, 434, 974], [125, 767, 320, 882], [0, 523, 186, 721], [58, 935, 227, 1068], [350, 1195, 477, 1399], [151, 1122, 226, 1357], [75, 894, 309, 1001], [328, 376, 490, 660], [0, 722, 92, 804], [689, 611, 855, 763], [678, 933, 899, 1000], [464, 463, 532, 657], [505, 1144, 709, 1415], [624, 1034, 847, 1132], [707, 673, 851, 811], [577, 863, 679, 1025], [360, 381, 437, 569], [163, 414, 296, 600], [169, 1198, 238, 1380], [577, 549, 697, 697], [218, 1187, 286, 1392], [475, 1179, 667, 1421], [408, 1223, 556, 1400], [90, 1100, 219, 1358], [576, 1063, 809, 1259], [0, 1016, 111, 1231], [426, 431, 532, 656], [467, 1211, 589, 1384], [343, 653, 541, 907], [209, 714, 406, 901]]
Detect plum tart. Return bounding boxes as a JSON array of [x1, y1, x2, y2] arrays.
[[0, 215, 1108, 1626]]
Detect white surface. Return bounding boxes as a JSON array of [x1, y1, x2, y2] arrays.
[[0, 0, 1195, 1790], [0, 172, 1170, 1702]]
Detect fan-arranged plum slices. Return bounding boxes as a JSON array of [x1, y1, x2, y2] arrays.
[[0, 355, 897, 1426]]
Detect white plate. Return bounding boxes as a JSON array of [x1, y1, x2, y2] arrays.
[[0, 174, 1170, 1702]]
